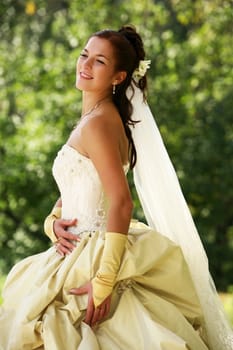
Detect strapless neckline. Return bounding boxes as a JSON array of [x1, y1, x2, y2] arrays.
[[64, 143, 129, 169], [64, 144, 92, 161]]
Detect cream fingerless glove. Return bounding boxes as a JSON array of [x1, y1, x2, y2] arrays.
[[44, 206, 61, 243], [92, 232, 127, 308]]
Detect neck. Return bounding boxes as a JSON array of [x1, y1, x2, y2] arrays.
[[82, 91, 112, 116]]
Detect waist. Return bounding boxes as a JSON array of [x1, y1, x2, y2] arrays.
[[67, 224, 105, 236]]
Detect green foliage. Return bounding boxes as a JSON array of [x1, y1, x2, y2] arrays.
[[0, 0, 232, 290], [219, 292, 233, 326]]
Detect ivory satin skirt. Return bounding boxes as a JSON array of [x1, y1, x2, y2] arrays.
[[0, 221, 209, 350]]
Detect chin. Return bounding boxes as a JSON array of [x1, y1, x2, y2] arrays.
[[76, 79, 91, 92], [75, 84, 82, 91], [75, 80, 84, 91]]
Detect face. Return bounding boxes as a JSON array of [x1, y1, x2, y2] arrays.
[[76, 36, 126, 94]]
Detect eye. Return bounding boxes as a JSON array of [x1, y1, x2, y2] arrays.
[[80, 53, 88, 58], [97, 59, 105, 64]]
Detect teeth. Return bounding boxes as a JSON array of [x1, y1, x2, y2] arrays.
[[81, 72, 92, 79]]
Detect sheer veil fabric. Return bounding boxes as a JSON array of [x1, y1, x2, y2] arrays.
[[128, 85, 233, 350]]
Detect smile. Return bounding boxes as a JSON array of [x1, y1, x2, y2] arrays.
[[80, 72, 93, 80]]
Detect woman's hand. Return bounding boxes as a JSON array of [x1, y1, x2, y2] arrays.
[[69, 282, 111, 327], [54, 218, 80, 256]]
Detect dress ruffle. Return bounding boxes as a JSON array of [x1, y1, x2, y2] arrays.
[[0, 221, 208, 350]]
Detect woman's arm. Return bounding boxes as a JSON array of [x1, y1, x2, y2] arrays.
[[69, 113, 133, 326], [80, 115, 133, 234]]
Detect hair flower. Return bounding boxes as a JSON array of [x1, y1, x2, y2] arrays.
[[133, 60, 151, 82]]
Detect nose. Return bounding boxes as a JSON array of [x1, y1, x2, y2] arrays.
[[83, 57, 93, 70], [76, 56, 93, 76]]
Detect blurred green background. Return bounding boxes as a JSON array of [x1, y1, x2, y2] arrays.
[[0, 0, 232, 318]]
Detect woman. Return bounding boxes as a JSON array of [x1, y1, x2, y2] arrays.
[[0, 26, 232, 350]]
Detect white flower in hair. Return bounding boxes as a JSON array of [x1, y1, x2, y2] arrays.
[[133, 60, 151, 82]]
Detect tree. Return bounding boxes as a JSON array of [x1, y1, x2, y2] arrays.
[[0, 0, 232, 290]]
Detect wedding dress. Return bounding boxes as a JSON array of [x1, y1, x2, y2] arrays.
[[0, 144, 209, 350]]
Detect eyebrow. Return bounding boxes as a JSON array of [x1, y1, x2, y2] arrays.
[[83, 48, 109, 60]]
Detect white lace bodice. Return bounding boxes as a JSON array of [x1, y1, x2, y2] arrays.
[[52, 144, 128, 235]]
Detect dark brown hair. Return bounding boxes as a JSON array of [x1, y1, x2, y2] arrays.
[[91, 25, 147, 169]]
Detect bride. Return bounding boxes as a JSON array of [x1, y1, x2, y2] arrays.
[[0, 25, 232, 350]]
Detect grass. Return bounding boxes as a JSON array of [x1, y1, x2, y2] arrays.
[[0, 275, 233, 326]]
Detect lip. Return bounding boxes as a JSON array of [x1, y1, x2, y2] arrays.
[[80, 71, 93, 80]]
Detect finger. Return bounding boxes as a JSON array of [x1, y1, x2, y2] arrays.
[[99, 303, 107, 320], [62, 218, 78, 230], [59, 237, 76, 252], [103, 298, 111, 318], [90, 305, 106, 327], [54, 219, 78, 237], [93, 298, 111, 326], [66, 218, 78, 227], [59, 245, 72, 255], [55, 244, 65, 257], [62, 231, 81, 242], [85, 296, 95, 325], [56, 228, 80, 244], [55, 240, 74, 256], [56, 249, 64, 257], [91, 307, 101, 327], [69, 285, 87, 295], [54, 219, 80, 245], [60, 239, 78, 252], [55, 240, 72, 255], [93, 297, 111, 325]]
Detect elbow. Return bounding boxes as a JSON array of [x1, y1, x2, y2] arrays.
[[119, 195, 134, 219], [108, 194, 133, 232], [108, 192, 134, 223]]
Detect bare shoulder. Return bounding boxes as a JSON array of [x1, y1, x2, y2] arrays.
[[79, 103, 128, 164], [82, 104, 121, 140]]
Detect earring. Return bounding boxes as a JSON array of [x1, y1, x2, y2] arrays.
[[112, 84, 116, 95]]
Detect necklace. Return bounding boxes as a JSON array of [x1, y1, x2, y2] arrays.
[[73, 96, 111, 130], [81, 96, 111, 119]]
